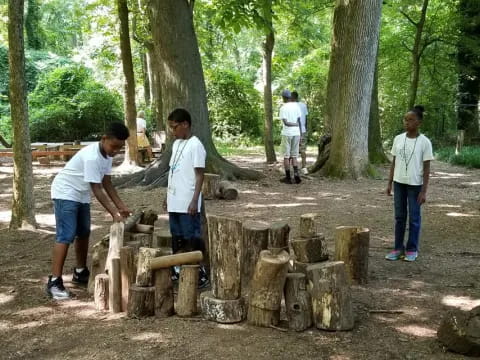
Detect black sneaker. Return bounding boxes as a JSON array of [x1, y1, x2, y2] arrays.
[[46, 276, 70, 300], [280, 177, 292, 184], [294, 175, 302, 184], [198, 276, 210, 289], [171, 266, 180, 282], [72, 267, 90, 285]]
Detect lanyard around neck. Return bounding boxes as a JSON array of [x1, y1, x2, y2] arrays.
[[402, 134, 418, 173]]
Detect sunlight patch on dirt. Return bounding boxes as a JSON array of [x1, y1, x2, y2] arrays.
[[430, 204, 461, 208], [245, 202, 318, 209], [15, 306, 52, 317], [0, 292, 15, 305], [395, 324, 437, 338], [446, 212, 479, 217], [216, 324, 246, 331], [432, 171, 469, 179], [131, 331, 169, 343], [12, 320, 44, 330], [442, 295, 480, 311]]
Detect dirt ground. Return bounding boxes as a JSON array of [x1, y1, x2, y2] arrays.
[[0, 151, 479, 360]]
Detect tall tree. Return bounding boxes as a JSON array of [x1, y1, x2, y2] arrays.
[[117, 0, 138, 166], [322, 0, 382, 178], [25, 0, 43, 49], [8, 0, 37, 229]]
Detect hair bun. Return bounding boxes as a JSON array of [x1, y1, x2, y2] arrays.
[[413, 105, 425, 114]]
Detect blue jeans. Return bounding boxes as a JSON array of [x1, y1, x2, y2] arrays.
[[53, 199, 91, 244], [393, 182, 422, 252], [169, 212, 204, 253]]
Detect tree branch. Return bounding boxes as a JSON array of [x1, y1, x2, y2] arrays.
[[399, 10, 418, 27], [0, 133, 11, 148]]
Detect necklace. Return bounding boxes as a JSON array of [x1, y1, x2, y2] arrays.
[[170, 138, 190, 179], [402, 134, 418, 174]]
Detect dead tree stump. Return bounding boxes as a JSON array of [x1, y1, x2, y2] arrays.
[[215, 180, 239, 200], [241, 220, 269, 293], [88, 237, 109, 294], [334, 226, 370, 284], [307, 261, 354, 331], [437, 305, 480, 356], [106, 222, 124, 273], [136, 248, 162, 286], [94, 274, 109, 311], [108, 258, 122, 313], [300, 213, 318, 238], [202, 173, 220, 200], [201, 291, 246, 323], [268, 222, 290, 252], [131, 233, 153, 248], [127, 285, 155, 318], [208, 215, 243, 300], [247, 249, 289, 327], [291, 234, 328, 263], [154, 268, 174, 317], [285, 273, 312, 331], [176, 265, 199, 317], [120, 246, 135, 312]]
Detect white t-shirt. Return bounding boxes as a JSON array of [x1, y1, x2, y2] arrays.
[[297, 102, 308, 134], [136, 118, 147, 132], [279, 102, 301, 137], [391, 133, 434, 185], [51, 143, 113, 203], [167, 136, 206, 213]]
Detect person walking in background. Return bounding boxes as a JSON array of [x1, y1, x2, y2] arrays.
[[291, 91, 309, 174], [385, 105, 433, 262], [136, 110, 153, 161]]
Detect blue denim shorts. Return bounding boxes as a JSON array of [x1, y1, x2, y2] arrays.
[[169, 212, 201, 239], [53, 199, 91, 244]]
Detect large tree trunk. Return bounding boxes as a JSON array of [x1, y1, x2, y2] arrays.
[[141, 50, 151, 107], [116, 0, 262, 187], [117, 0, 138, 166], [25, 0, 42, 49], [262, 0, 276, 164], [146, 44, 164, 131], [8, 0, 37, 230], [321, 0, 382, 179]]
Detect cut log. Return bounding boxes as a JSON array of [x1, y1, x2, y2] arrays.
[[88, 237, 109, 294], [94, 274, 109, 311], [334, 226, 370, 285], [307, 261, 354, 331], [241, 220, 269, 294], [131, 233, 153, 248], [124, 209, 144, 232], [291, 260, 315, 275], [120, 246, 136, 312], [136, 248, 162, 286], [268, 222, 290, 252], [176, 265, 199, 317], [208, 215, 243, 300], [134, 223, 154, 234], [202, 173, 220, 200], [127, 285, 155, 318], [215, 180, 239, 200], [106, 222, 124, 273], [154, 268, 174, 317], [139, 209, 158, 225], [247, 249, 289, 327], [153, 229, 172, 248], [149, 250, 203, 270], [299, 213, 318, 238], [38, 156, 50, 165], [437, 305, 480, 356], [108, 258, 122, 313], [291, 234, 328, 263], [201, 291, 246, 323], [284, 273, 312, 331], [123, 240, 141, 252]]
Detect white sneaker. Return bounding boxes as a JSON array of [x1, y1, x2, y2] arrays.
[[301, 167, 309, 175], [46, 276, 70, 300]]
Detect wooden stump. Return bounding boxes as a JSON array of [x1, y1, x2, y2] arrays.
[[120, 246, 136, 312], [268, 222, 290, 251], [241, 220, 269, 293], [176, 265, 199, 317], [106, 222, 124, 273], [123, 240, 141, 252], [108, 258, 122, 313], [284, 273, 312, 331], [136, 248, 162, 286], [334, 226, 370, 284], [88, 238, 109, 294], [291, 234, 328, 263], [307, 261, 354, 331], [202, 173, 220, 200], [208, 215, 243, 300], [247, 249, 289, 327], [127, 285, 155, 318], [201, 291, 246, 323], [140, 210, 158, 225], [215, 180, 239, 200], [131, 233, 153, 248], [437, 306, 480, 356], [291, 260, 315, 275], [153, 229, 172, 248], [299, 213, 318, 238], [134, 223, 154, 234], [94, 274, 109, 311], [154, 268, 174, 317]]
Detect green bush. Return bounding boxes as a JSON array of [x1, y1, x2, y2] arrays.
[[436, 146, 480, 168], [28, 65, 123, 142], [205, 69, 262, 140]]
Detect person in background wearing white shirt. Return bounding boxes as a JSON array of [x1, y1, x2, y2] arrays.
[[385, 105, 433, 262], [279, 89, 302, 184], [47, 122, 132, 300], [291, 91, 309, 174], [163, 108, 209, 288], [136, 110, 153, 161]]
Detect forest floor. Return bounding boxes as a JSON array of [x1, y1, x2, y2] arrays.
[[0, 150, 479, 360]]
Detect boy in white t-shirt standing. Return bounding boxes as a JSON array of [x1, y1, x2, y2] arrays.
[[279, 89, 302, 184], [47, 123, 132, 299], [385, 105, 433, 262], [291, 91, 309, 174], [163, 108, 209, 288]]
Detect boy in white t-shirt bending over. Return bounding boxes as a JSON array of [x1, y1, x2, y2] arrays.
[[163, 108, 209, 288], [47, 123, 131, 300]]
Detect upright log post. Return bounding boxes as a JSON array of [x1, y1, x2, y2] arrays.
[[131, 233, 153, 247], [120, 246, 135, 312], [334, 226, 370, 284], [291, 234, 328, 263], [268, 222, 290, 252], [127, 285, 155, 318], [108, 258, 122, 313], [94, 274, 109, 311], [154, 268, 174, 317], [299, 213, 318, 238], [136, 248, 162, 286], [88, 237, 109, 294], [202, 173, 220, 200], [284, 273, 312, 331], [106, 222, 124, 273], [241, 220, 269, 293], [176, 265, 199, 317]]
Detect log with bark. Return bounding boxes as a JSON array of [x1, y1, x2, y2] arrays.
[[108, 257, 122, 313], [268, 222, 290, 252], [127, 285, 155, 318], [284, 273, 312, 331], [94, 274, 109, 311], [334, 226, 370, 284], [299, 213, 319, 238], [106, 222, 124, 273], [88, 237, 109, 294], [241, 220, 269, 294], [120, 246, 136, 312], [215, 180, 239, 200], [139, 209, 158, 225], [154, 268, 174, 317], [131, 233, 153, 248], [201, 291, 246, 323], [291, 234, 328, 263], [308, 135, 331, 174], [176, 265, 199, 317], [202, 173, 220, 200], [136, 248, 162, 286], [153, 229, 172, 248]]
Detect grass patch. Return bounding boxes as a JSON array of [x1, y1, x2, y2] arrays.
[[436, 146, 480, 168]]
